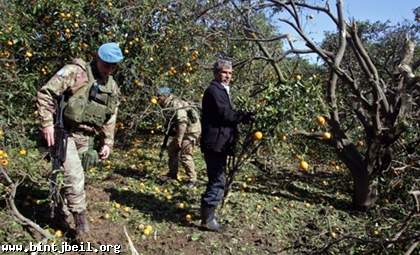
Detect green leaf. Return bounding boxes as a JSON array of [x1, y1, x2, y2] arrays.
[[190, 233, 201, 241]]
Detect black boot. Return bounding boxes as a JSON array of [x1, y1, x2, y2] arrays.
[[160, 173, 177, 183], [73, 211, 90, 242], [200, 206, 222, 232], [52, 208, 71, 233]]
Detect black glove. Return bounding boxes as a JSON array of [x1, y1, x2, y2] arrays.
[[241, 112, 255, 124]]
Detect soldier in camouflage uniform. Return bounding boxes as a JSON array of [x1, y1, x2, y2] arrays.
[[36, 42, 124, 240], [158, 87, 201, 188]]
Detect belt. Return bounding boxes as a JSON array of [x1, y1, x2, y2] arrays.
[[68, 125, 97, 136]]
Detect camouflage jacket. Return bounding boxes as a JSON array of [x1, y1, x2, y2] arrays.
[[36, 58, 120, 149], [162, 95, 201, 143]]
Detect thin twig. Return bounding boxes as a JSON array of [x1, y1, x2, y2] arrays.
[[409, 190, 420, 212], [123, 226, 140, 255]]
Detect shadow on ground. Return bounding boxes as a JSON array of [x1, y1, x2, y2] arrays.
[[248, 162, 355, 212], [105, 187, 198, 226], [112, 166, 148, 180]]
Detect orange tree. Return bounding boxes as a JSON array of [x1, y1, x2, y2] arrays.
[[0, 0, 317, 200], [0, 0, 294, 143], [227, 0, 420, 211], [0, 0, 231, 144], [188, 2, 336, 201]]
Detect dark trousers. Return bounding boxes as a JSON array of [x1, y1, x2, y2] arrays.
[[201, 150, 227, 208]]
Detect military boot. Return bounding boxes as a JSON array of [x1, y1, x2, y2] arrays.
[[53, 208, 71, 233], [160, 173, 177, 183], [73, 211, 90, 242], [200, 206, 222, 232]]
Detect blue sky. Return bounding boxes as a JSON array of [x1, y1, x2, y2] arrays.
[[341, 0, 417, 24], [274, 0, 419, 62]]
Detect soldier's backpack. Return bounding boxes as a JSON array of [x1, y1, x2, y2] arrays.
[[187, 106, 200, 124]]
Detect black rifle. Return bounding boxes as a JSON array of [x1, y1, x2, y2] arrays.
[[49, 95, 68, 219], [159, 113, 176, 162], [159, 130, 171, 162]]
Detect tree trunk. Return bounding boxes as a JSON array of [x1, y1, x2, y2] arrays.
[[337, 143, 378, 210]]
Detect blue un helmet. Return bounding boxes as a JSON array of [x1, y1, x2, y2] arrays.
[[98, 42, 124, 63], [157, 86, 172, 96]]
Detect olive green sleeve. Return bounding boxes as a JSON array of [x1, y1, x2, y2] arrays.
[[36, 65, 82, 127], [101, 107, 118, 149], [101, 81, 121, 149], [173, 99, 189, 143]]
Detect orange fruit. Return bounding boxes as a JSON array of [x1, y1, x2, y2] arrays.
[[55, 230, 63, 238], [316, 116, 326, 126], [299, 160, 309, 171], [19, 149, 27, 156], [177, 202, 185, 209], [322, 132, 332, 140], [143, 225, 153, 235], [253, 131, 263, 141], [185, 214, 192, 221]]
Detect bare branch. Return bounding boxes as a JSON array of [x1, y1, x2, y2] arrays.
[[349, 23, 390, 114], [328, 71, 340, 124], [334, 0, 347, 69], [1, 166, 13, 184], [387, 210, 416, 247], [124, 226, 140, 255], [231, 33, 290, 42], [348, 38, 375, 80], [267, 0, 339, 26], [409, 190, 420, 212], [194, 0, 230, 22], [254, 39, 287, 83], [1, 167, 53, 240], [405, 241, 419, 255], [353, 106, 373, 135], [400, 37, 415, 68], [276, 48, 315, 61], [398, 39, 416, 80], [293, 130, 330, 141], [237, 6, 287, 83], [278, 17, 333, 63], [327, 0, 346, 125], [289, 0, 303, 31], [284, 0, 339, 26], [349, 23, 380, 81]]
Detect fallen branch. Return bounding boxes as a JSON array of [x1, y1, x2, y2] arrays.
[[409, 190, 420, 212], [123, 226, 140, 255], [387, 210, 416, 249], [1, 167, 53, 240], [405, 240, 419, 255]]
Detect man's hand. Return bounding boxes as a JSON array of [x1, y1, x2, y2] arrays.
[[42, 125, 55, 147], [241, 112, 255, 124], [175, 140, 182, 151], [99, 145, 111, 160]]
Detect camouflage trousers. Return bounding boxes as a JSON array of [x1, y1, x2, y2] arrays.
[[59, 132, 91, 216], [167, 134, 199, 182]]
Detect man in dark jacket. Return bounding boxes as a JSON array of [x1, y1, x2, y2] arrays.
[[200, 59, 253, 231]]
